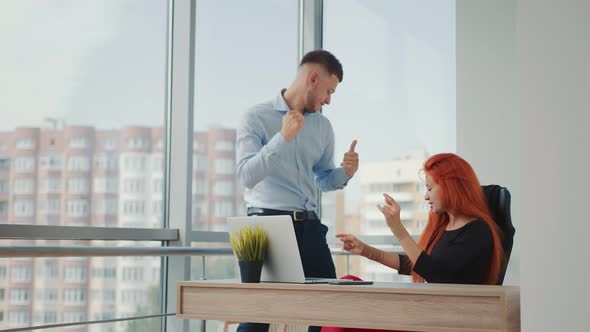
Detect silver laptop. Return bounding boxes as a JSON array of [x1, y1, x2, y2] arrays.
[[228, 215, 339, 284]]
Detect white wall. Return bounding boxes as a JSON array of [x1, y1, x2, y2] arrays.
[[456, 0, 520, 284], [457, 0, 590, 331]]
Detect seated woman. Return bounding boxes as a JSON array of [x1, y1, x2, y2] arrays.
[[322, 153, 504, 332]]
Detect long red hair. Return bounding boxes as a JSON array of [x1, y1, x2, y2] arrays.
[[413, 153, 504, 285]]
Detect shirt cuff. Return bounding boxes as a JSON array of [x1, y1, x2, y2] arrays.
[[334, 167, 352, 189]]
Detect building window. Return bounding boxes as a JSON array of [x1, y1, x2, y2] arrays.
[[39, 199, 61, 215], [121, 289, 146, 304], [124, 155, 146, 171], [152, 156, 163, 171], [39, 177, 61, 193], [122, 200, 145, 216], [46, 263, 59, 280], [193, 178, 207, 195], [152, 178, 163, 193], [0, 201, 8, 215], [194, 155, 207, 172], [215, 140, 235, 151], [62, 311, 86, 323], [14, 157, 35, 173], [93, 177, 118, 193], [0, 180, 7, 193], [13, 200, 34, 217], [67, 156, 90, 171], [93, 198, 118, 215], [10, 266, 32, 282], [8, 311, 29, 326], [152, 201, 162, 215], [214, 159, 234, 174], [92, 267, 117, 279], [0, 266, 6, 279], [39, 155, 62, 171], [41, 311, 57, 324], [126, 138, 149, 149], [104, 138, 115, 150], [122, 267, 144, 281], [15, 138, 35, 149], [94, 154, 117, 170], [123, 178, 145, 193], [69, 137, 88, 149], [91, 289, 116, 302], [213, 180, 234, 196], [66, 200, 88, 217], [0, 157, 10, 171], [64, 266, 86, 283], [9, 288, 30, 305], [44, 289, 58, 302], [13, 178, 34, 194], [63, 289, 85, 305], [67, 177, 88, 194], [213, 201, 233, 218]]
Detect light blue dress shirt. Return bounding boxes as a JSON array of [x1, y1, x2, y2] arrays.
[[236, 90, 351, 211]]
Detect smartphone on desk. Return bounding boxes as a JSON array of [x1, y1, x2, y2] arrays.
[[328, 280, 373, 285]]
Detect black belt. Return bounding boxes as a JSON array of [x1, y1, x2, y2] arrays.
[[247, 207, 318, 221]]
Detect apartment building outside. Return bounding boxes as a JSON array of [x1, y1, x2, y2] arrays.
[[0, 121, 240, 330], [356, 150, 429, 281]]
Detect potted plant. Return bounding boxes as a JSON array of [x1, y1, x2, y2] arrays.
[[230, 225, 269, 283]]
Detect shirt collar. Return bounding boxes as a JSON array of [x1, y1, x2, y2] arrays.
[[273, 89, 289, 112]]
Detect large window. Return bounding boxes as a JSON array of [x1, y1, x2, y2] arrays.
[[0, 1, 463, 331], [0, 0, 168, 330], [188, 2, 299, 331], [322, 0, 456, 281], [190, 0, 299, 232]]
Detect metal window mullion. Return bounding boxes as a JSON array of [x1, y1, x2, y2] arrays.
[[299, 0, 324, 216], [298, 0, 323, 60], [163, 0, 196, 331]]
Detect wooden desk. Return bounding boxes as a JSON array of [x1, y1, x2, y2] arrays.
[[177, 281, 520, 332]]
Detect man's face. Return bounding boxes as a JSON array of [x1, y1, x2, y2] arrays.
[[304, 70, 339, 113]]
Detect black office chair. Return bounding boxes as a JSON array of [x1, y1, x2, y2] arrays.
[[481, 185, 516, 285]]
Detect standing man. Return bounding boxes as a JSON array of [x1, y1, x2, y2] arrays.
[[236, 49, 358, 332]]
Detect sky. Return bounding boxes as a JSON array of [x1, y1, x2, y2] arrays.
[[0, 0, 455, 200], [0, 0, 454, 159], [0, 0, 168, 130]]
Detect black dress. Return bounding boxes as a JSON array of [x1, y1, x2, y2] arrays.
[[398, 219, 493, 284]]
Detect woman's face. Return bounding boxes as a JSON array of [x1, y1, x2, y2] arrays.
[[424, 173, 444, 213]]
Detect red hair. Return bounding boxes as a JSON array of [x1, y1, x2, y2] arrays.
[[413, 153, 504, 285]]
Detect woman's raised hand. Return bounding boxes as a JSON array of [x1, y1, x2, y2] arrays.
[[377, 193, 401, 230]]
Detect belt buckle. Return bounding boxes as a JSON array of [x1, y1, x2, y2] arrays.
[[292, 211, 304, 221]]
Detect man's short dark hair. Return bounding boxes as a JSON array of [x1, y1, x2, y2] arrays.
[[300, 49, 343, 82]]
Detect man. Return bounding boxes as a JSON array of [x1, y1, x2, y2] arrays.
[[236, 49, 358, 332]]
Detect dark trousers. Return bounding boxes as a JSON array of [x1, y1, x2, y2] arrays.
[[237, 211, 336, 332]]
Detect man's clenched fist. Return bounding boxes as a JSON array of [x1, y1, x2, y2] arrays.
[[280, 110, 305, 142]]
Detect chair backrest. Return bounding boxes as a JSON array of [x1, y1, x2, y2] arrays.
[[481, 185, 516, 285]]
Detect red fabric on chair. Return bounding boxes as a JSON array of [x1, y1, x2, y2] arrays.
[[320, 275, 403, 332]]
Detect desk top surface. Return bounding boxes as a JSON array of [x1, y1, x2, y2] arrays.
[[178, 279, 519, 297]]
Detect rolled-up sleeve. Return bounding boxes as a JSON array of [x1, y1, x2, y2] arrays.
[[398, 254, 413, 275], [313, 120, 351, 191]]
